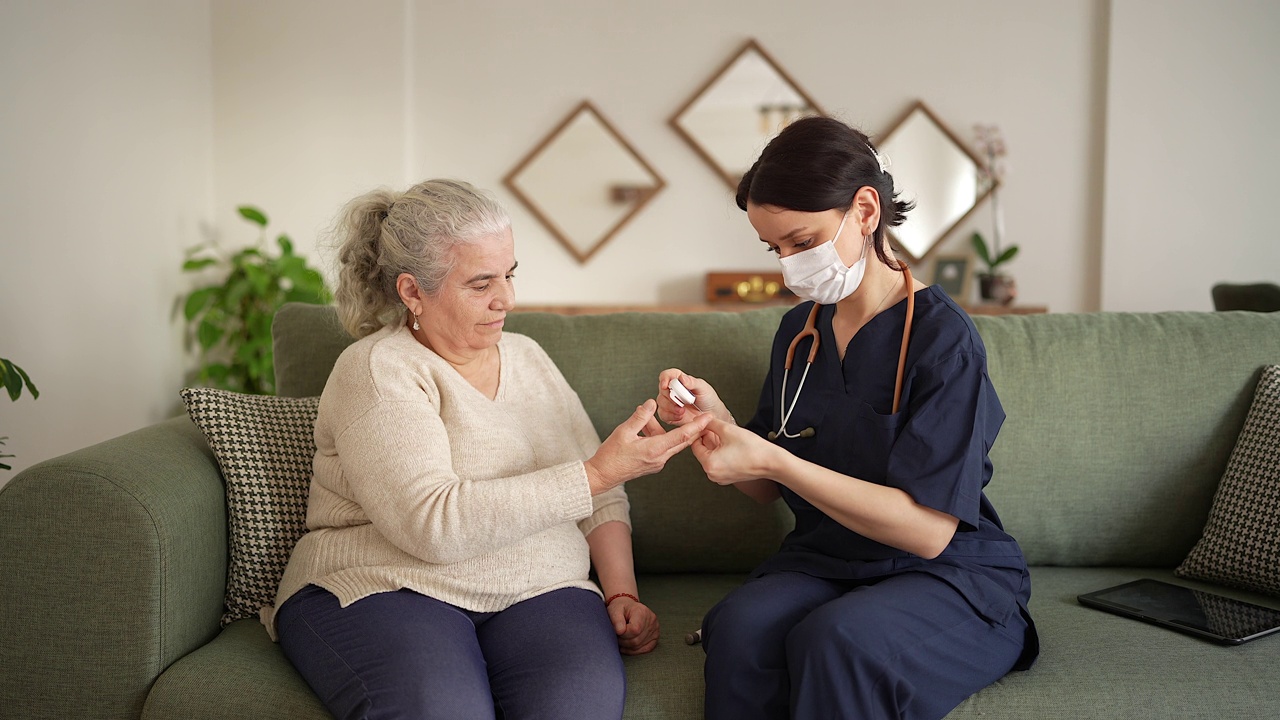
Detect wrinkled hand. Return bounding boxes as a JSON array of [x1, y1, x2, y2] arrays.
[[690, 418, 780, 486], [584, 399, 713, 495], [608, 597, 660, 655], [656, 369, 733, 426]]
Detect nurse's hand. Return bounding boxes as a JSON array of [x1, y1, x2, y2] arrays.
[[690, 418, 780, 486], [608, 596, 660, 655], [584, 399, 713, 495], [656, 369, 734, 426]]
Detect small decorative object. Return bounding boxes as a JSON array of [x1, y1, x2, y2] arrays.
[[0, 356, 39, 471], [705, 272, 797, 304], [971, 231, 1018, 305], [181, 206, 332, 394], [931, 254, 972, 301], [972, 123, 1019, 304]]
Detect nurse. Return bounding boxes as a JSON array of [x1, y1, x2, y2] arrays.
[[657, 116, 1038, 720]]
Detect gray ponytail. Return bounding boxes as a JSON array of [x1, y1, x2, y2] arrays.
[[332, 179, 511, 338]]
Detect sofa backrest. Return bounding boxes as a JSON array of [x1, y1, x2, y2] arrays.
[[273, 303, 1280, 571], [973, 310, 1280, 567]]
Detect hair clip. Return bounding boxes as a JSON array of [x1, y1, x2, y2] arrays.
[[872, 148, 891, 174]]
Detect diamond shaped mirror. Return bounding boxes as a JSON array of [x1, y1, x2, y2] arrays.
[[876, 100, 996, 263], [670, 39, 825, 189], [504, 100, 665, 263]]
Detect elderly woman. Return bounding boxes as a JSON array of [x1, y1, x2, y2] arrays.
[[267, 179, 710, 720]]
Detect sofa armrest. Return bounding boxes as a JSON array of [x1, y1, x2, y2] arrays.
[[0, 416, 228, 719]]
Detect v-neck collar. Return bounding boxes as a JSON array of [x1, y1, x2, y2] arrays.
[[399, 322, 506, 402]]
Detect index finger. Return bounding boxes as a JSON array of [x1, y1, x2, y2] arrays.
[[647, 411, 713, 456]]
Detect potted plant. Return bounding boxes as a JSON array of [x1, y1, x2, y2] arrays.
[[972, 123, 1018, 304], [1, 357, 39, 471], [181, 206, 332, 394], [971, 231, 1019, 305]]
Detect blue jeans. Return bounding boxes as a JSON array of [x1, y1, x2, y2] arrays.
[[277, 584, 625, 720]]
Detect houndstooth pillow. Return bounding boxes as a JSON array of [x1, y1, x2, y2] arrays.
[[180, 387, 318, 626], [1176, 365, 1280, 597]]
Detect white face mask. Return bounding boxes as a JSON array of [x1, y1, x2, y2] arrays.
[[778, 213, 867, 305]]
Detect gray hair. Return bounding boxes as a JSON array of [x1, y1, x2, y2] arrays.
[[332, 179, 511, 338]]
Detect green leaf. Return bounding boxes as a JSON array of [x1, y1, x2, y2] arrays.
[[182, 257, 219, 272], [14, 364, 38, 400], [205, 363, 231, 385], [225, 276, 252, 310], [277, 234, 294, 255], [994, 246, 1019, 266], [197, 319, 224, 350], [2, 359, 22, 401], [970, 232, 992, 267], [238, 206, 269, 227], [183, 287, 217, 321]]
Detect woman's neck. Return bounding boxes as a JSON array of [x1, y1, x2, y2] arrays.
[[411, 322, 502, 398], [831, 260, 906, 360]]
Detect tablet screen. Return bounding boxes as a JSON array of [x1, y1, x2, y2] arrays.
[[1078, 579, 1280, 644]]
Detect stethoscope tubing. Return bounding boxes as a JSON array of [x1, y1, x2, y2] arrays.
[[773, 266, 915, 441]]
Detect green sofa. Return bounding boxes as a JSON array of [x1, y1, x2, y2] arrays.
[[3, 303, 1279, 719]]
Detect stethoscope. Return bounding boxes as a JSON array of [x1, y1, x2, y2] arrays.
[[769, 265, 916, 441]]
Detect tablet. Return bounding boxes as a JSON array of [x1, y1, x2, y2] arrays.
[[1078, 578, 1280, 645]]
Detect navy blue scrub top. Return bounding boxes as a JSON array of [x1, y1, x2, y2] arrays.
[[745, 286, 1038, 667]]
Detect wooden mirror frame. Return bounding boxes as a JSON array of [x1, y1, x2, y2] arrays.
[[669, 39, 826, 190], [504, 100, 665, 263], [876, 100, 997, 263]]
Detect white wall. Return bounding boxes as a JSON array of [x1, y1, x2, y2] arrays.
[[0, 0, 214, 478], [1102, 0, 1280, 311], [210, 0, 405, 264], [210, 0, 1106, 312]]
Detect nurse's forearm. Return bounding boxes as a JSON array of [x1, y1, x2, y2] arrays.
[[768, 452, 958, 559], [733, 477, 782, 504]]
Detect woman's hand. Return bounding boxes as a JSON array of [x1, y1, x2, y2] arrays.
[[584, 399, 713, 495], [656, 369, 733, 426], [690, 418, 781, 486], [607, 596, 660, 655]]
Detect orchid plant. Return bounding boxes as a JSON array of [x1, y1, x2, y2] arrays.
[[972, 124, 1018, 278]]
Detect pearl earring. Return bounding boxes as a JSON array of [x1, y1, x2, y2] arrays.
[[412, 314, 421, 331]]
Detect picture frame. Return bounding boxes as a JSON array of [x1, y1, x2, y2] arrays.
[[931, 254, 972, 301]]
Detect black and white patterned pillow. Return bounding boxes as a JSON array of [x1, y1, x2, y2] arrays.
[[180, 387, 318, 626], [1176, 365, 1280, 597]]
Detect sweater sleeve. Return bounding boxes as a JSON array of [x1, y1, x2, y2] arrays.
[[334, 396, 595, 565], [531, 344, 632, 537]]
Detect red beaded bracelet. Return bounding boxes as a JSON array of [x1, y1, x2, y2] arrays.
[[605, 592, 639, 606]]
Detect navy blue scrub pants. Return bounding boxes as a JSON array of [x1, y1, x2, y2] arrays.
[[277, 584, 625, 720], [702, 571, 1027, 720]]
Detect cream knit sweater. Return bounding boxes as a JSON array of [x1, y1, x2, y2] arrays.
[[265, 320, 630, 638]]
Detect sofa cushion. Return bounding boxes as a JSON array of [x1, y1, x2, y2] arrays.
[[1176, 365, 1280, 596], [142, 568, 1280, 720], [180, 387, 318, 626]]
